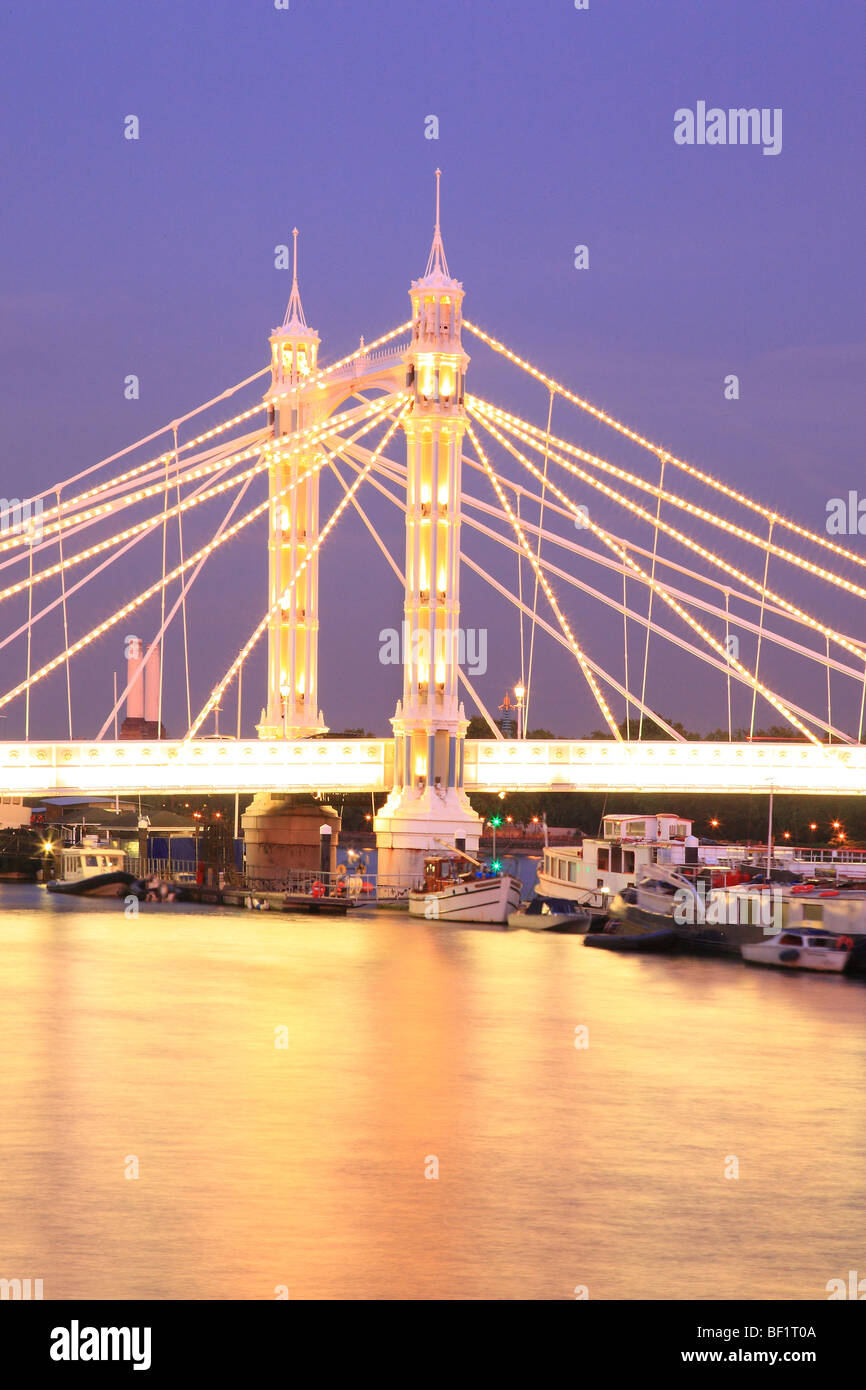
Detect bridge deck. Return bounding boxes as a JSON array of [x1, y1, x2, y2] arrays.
[[0, 739, 863, 797]]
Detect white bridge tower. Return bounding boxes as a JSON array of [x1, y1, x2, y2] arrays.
[[375, 173, 483, 876], [258, 230, 328, 739]]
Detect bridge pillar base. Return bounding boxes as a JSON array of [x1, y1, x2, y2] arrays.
[[242, 793, 340, 889], [374, 785, 482, 883]]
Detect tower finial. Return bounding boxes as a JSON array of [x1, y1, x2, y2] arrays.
[[423, 168, 450, 281], [283, 226, 308, 328]]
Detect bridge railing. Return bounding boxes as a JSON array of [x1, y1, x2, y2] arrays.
[[245, 868, 417, 903], [790, 848, 866, 867], [128, 857, 200, 881]]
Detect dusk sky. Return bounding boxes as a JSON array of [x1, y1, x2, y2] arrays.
[[1, 0, 863, 741]]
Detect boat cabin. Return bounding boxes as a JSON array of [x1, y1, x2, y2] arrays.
[[419, 855, 488, 892], [54, 837, 128, 884], [538, 813, 701, 905]]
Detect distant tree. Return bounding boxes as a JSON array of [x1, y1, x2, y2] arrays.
[[320, 728, 376, 739], [466, 715, 500, 738]]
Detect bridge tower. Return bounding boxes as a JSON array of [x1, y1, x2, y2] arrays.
[[375, 173, 483, 877], [257, 230, 328, 739]]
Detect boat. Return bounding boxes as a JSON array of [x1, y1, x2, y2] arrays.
[[584, 922, 677, 952], [742, 929, 854, 973], [408, 854, 522, 924], [46, 838, 136, 898], [606, 866, 772, 955], [507, 895, 590, 931]]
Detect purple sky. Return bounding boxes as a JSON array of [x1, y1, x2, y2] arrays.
[[0, 0, 863, 741]]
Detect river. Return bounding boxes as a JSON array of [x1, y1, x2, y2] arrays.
[[0, 883, 863, 1300]]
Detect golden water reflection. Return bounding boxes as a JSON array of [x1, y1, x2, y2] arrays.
[[0, 885, 863, 1299]]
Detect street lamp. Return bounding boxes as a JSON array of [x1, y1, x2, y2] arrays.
[[514, 682, 525, 739], [489, 813, 503, 862]]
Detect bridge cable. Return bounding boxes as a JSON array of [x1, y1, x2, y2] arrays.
[[25, 538, 33, 739], [471, 398, 866, 669], [464, 419, 622, 741], [0, 450, 261, 656], [463, 320, 866, 574], [622, 570, 630, 738], [468, 402, 821, 745], [748, 516, 775, 741], [725, 590, 732, 741], [96, 405, 402, 741], [516, 491, 525, 704], [455, 501, 849, 742], [638, 452, 666, 739], [826, 634, 832, 746], [342, 435, 854, 741], [184, 402, 409, 740], [363, 436, 866, 689], [328, 449, 504, 740], [469, 395, 866, 606], [0, 404, 398, 718], [525, 388, 555, 732], [96, 469, 259, 741], [56, 488, 73, 738], [174, 425, 192, 732]]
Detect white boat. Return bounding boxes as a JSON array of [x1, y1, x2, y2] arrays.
[[742, 929, 854, 973], [507, 895, 590, 931], [409, 855, 522, 924], [536, 812, 866, 908], [46, 837, 135, 898], [535, 813, 751, 914]]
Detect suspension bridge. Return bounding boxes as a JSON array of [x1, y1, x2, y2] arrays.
[[2, 174, 864, 870]]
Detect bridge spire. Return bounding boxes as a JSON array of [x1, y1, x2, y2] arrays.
[[283, 227, 308, 329], [423, 168, 451, 282]]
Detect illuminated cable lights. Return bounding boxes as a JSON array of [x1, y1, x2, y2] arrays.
[[15, 322, 412, 541], [464, 419, 622, 742], [0, 446, 272, 605], [470, 398, 866, 669], [0, 433, 271, 559], [0, 398, 402, 715], [468, 395, 866, 603], [464, 319, 866, 574], [2, 398, 391, 562], [469, 404, 822, 746]]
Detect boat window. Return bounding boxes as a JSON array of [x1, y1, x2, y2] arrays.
[[779, 933, 802, 946], [807, 938, 830, 948], [604, 820, 617, 838], [624, 850, 635, 873], [568, 862, 578, 883], [597, 848, 610, 871], [802, 904, 823, 922], [625, 820, 646, 837], [85, 855, 99, 867]]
